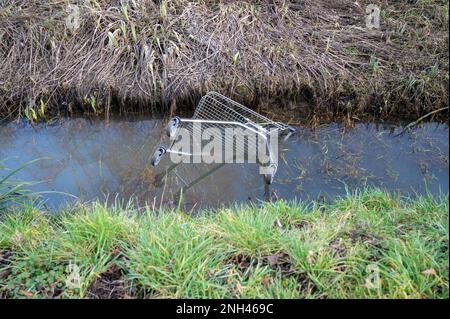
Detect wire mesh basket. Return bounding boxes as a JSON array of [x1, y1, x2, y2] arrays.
[[151, 92, 295, 184]]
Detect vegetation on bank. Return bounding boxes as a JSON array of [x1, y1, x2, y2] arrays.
[[0, 0, 448, 122], [0, 189, 448, 299]]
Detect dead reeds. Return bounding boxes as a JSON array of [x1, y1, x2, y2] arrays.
[[0, 0, 448, 122]]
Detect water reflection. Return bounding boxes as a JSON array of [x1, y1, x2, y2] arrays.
[[0, 117, 448, 210]]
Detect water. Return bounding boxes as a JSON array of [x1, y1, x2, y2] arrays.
[[0, 117, 448, 210]]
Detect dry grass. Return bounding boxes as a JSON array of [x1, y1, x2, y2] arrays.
[[0, 0, 448, 122]]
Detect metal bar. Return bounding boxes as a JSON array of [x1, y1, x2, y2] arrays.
[[176, 118, 268, 141]]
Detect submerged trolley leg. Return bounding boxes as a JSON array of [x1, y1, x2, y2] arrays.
[[261, 135, 278, 185], [153, 162, 181, 187], [261, 126, 295, 183], [262, 162, 278, 185]]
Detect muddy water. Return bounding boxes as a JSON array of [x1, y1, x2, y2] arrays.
[[0, 117, 448, 210]]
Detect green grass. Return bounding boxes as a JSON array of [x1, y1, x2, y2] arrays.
[[0, 189, 448, 299], [0, 159, 40, 210]]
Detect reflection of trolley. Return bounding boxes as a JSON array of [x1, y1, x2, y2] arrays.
[[151, 92, 295, 184]]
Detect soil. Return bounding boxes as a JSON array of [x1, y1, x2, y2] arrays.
[[86, 264, 132, 299]]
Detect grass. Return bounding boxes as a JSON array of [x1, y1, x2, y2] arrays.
[[0, 189, 448, 299], [0, 159, 39, 210], [0, 0, 448, 123]]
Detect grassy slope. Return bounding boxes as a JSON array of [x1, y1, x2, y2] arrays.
[[0, 0, 448, 121], [0, 189, 448, 299]]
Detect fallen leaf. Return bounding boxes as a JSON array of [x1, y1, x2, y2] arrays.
[[111, 247, 121, 257], [422, 269, 437, 276], [265, 253, 286, 267], [106, 264, 118, 274], [261, 253, 295, 276], [20, 290, 33, 298], [263, 275, 269, 288]]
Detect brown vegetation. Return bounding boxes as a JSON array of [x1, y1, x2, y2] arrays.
[[0, 0, 448, 122]]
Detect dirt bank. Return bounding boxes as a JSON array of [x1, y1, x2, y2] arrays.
[[0, 0, 448, 122]]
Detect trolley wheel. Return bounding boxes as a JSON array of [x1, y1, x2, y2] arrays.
[[151, 146, 166, 166], [165, 117, 180, 138], [263, 163, 277, 185]]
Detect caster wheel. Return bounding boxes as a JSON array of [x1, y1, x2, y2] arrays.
[[165, 117, 180, 138], [151, 146, 166, 166]]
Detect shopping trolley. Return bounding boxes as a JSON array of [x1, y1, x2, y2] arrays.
[[151, 92, 295, 184]]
